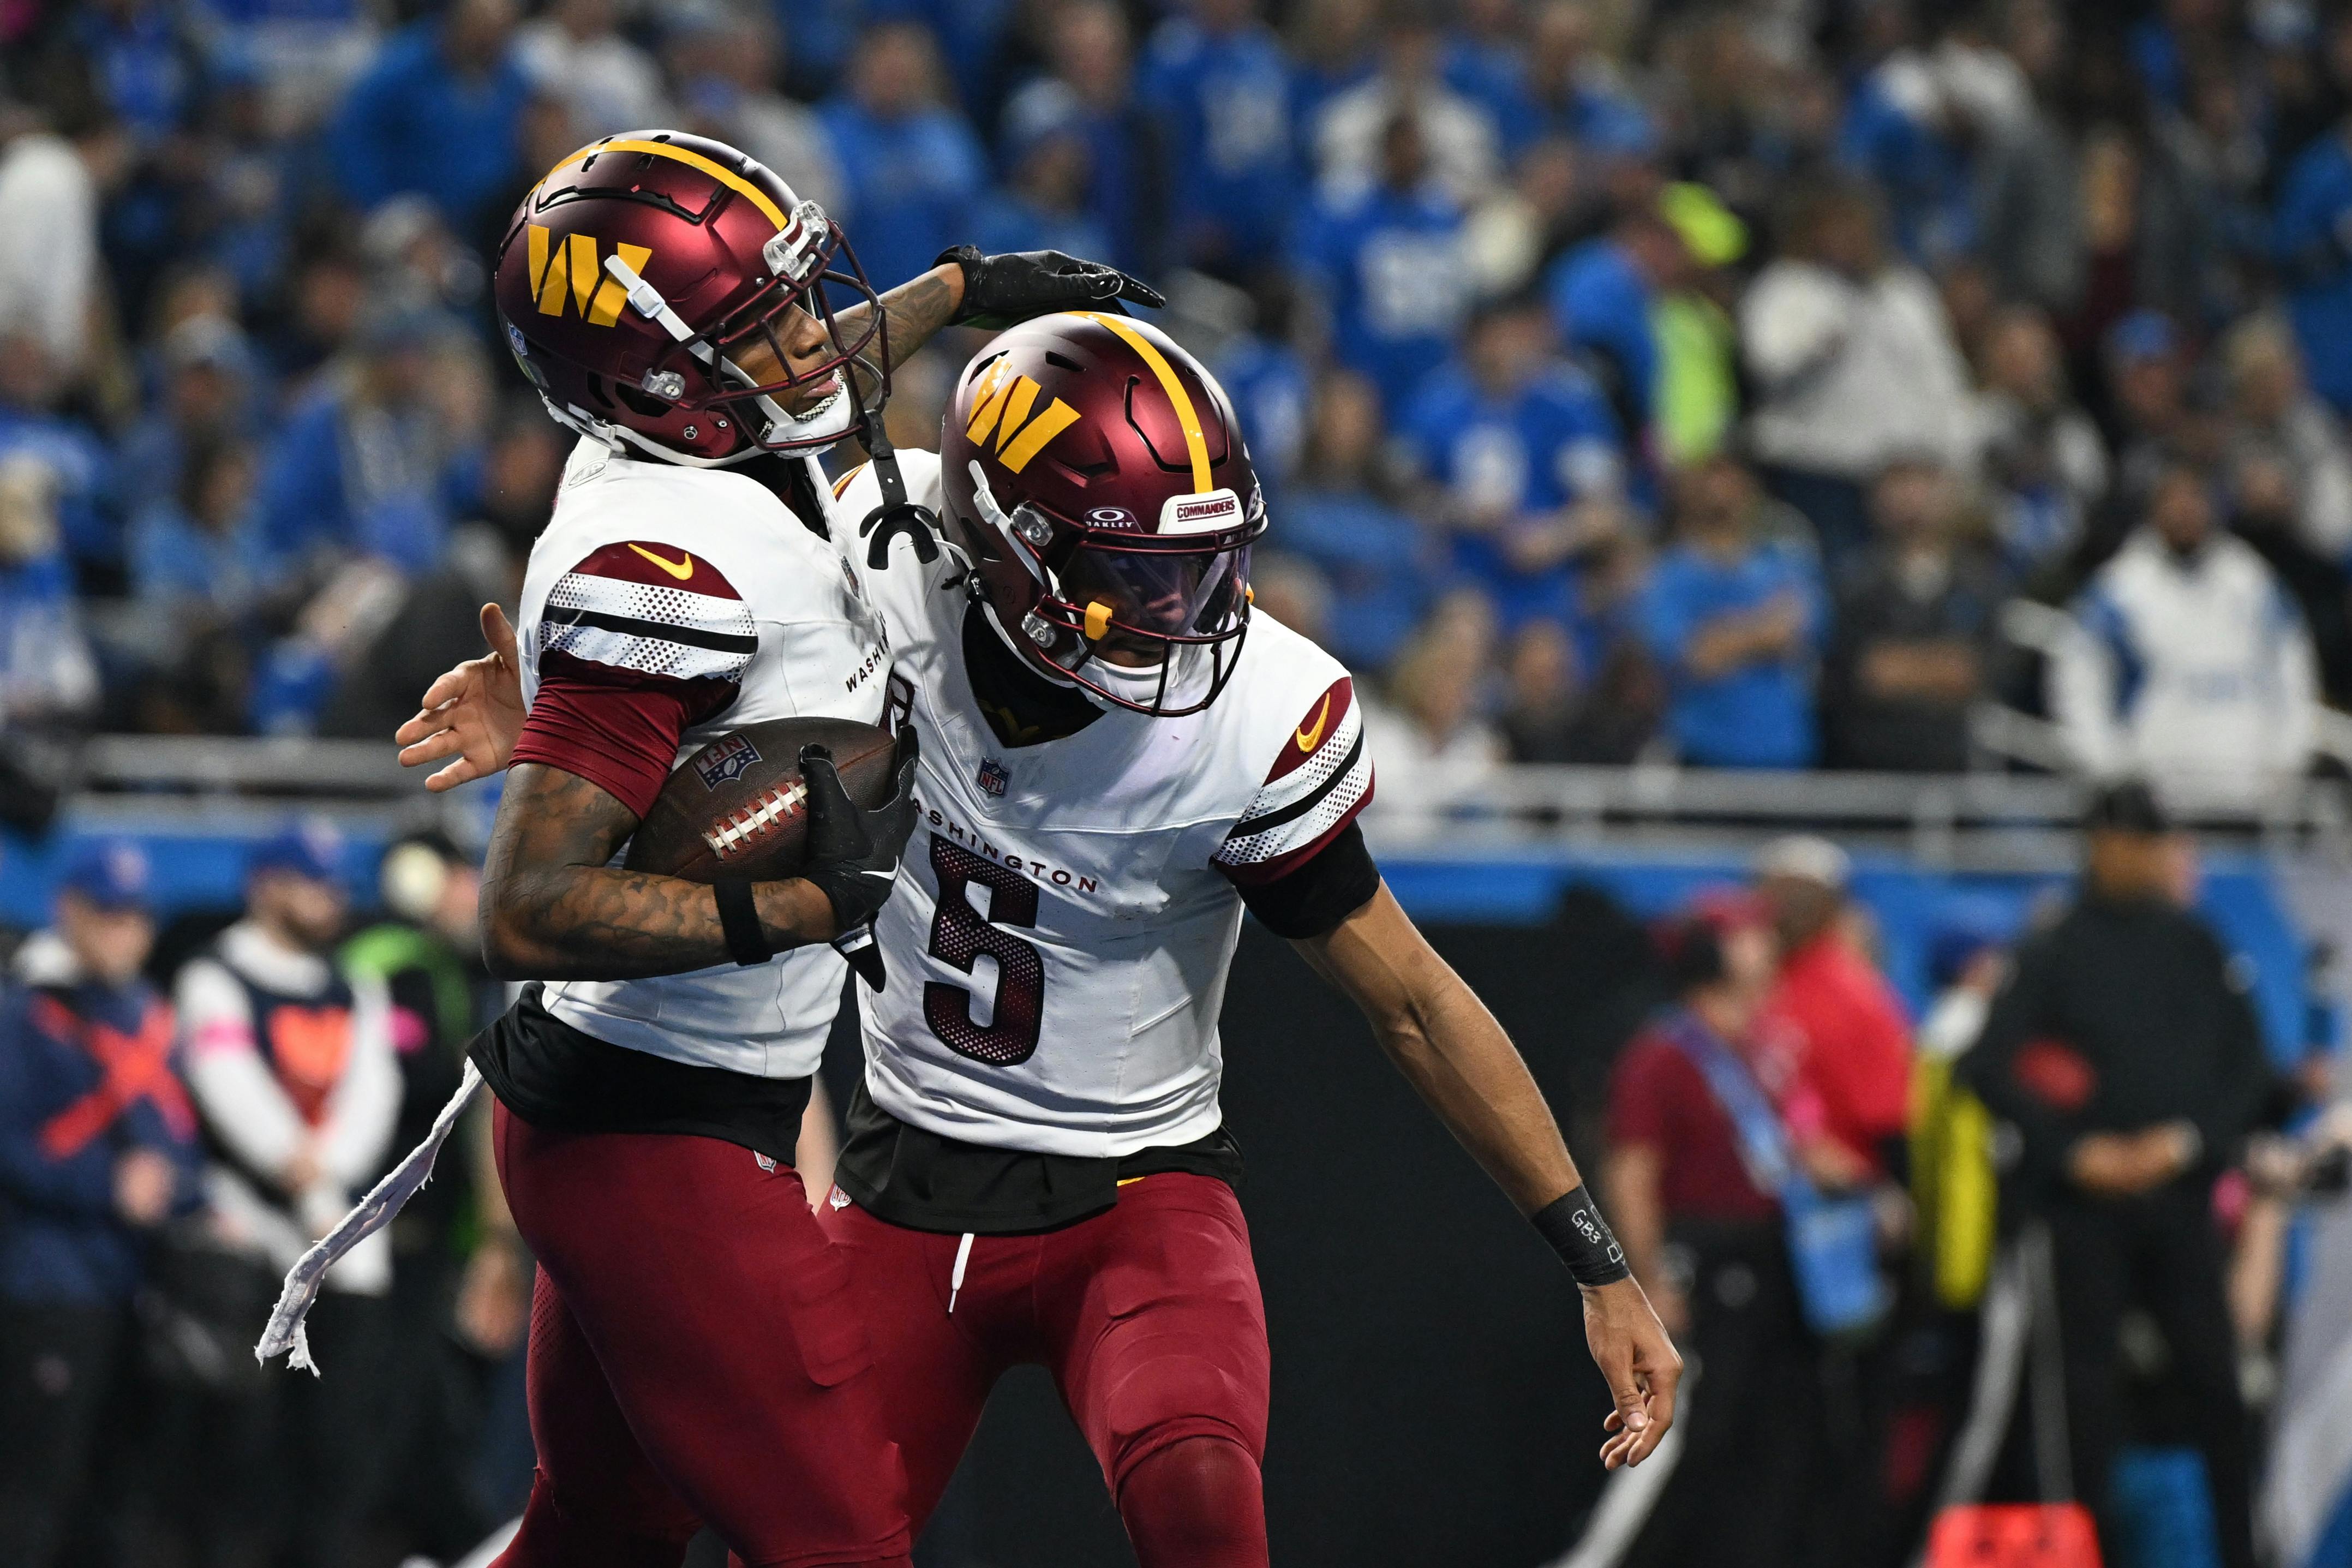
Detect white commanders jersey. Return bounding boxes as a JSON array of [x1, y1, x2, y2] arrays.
[[834, 450, 1374, 1157], [514, 438, 891, 1078]]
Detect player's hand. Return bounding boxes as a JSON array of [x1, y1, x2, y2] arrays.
[[397, 603, 525, 790], [936, 244, 1165, 326], [1584, 1276, 1681, 1470], [797, 726, 921, 936]]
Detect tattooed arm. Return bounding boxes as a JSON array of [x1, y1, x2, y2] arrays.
[[480, 764, 836, 981], [834, 264, 964, 390]]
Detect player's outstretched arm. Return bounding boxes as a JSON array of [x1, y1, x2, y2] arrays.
[[1293, 883, 1682, 1470], [480, 764, 839, 981], [833, 262, 966, 390]]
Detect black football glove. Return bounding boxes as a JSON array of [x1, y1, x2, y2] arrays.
[[935, 245, 1165, 327], [799, 728, 920, 987]]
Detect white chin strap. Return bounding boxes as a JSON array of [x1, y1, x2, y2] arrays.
[[566, 253, 859, 466]]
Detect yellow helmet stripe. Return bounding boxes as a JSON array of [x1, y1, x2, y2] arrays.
[[1078, 312, 1210, 493], [543, 137, 789, 231]]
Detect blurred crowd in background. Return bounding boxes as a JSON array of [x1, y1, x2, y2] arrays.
[[14, 0, 2352, 817]]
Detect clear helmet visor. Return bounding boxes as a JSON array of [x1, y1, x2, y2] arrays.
[[1053, 541, 1251, 644]]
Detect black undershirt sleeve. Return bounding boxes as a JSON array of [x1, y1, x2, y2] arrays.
[[1235, 821, 1381, 939]]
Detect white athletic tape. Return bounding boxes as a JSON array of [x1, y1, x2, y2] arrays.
[[254, 1064, 487, 1375]]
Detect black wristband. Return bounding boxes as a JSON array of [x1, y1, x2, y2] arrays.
[[1532, 1185, 1632, 1286], [712, 878, 771, 968]]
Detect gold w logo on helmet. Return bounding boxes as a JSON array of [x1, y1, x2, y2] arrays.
[[526, 225, 654, 327], [965, 359, 1081, 475]]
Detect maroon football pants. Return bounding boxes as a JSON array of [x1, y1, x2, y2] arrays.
[[489, 1101, 912, 1568], [818, 1172, 1272, 1567]]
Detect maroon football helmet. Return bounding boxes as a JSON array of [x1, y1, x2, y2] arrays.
[[494, 131, 883, 465], [939, 313, 1266, 717]]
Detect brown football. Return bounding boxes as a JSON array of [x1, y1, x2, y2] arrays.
[[623, 717, 899, 884]]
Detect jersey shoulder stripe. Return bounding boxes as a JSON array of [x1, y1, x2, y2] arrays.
[[1214, 673, 1374, 884], [541, 541, 757, 686]]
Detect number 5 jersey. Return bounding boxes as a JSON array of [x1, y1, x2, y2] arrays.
[[828, 450, 1375, 1228]]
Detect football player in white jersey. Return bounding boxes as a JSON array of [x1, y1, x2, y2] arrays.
[[366, 134, 1159, 1568], [404, 314, 1678, 1565]]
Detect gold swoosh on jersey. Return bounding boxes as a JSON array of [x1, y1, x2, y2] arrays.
[[1296, 695, 1333, 752], [628, 543, 696, 580]]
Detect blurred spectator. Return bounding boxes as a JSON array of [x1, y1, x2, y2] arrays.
[[124, 435, 273, 734], [1139, 0, 1297, 275], [0, 77, 127, 386], [1741, 177, 1976, 571], [1294, 111, 1471, 411], [1286, 0, 1380, 145], [1396, 295, 1627, 629], [255, 305, 486, 576], [2052, 462, 2318, 813], [1974, 0, 2086, 315], [514, 0, 671, 147], [822, 22, 988, 295], [1313, 1, 1501, 206], [2221, 312, 2352, 564], [174, 822, 401, 1566], [128, 434, 273, 626], [2104, 309, 2199, 501], [1000, 0, 1163, 277], [0, 842, 198, 1566], [329, 0, 532, 241], [1199, 276, 1310, 499], [117, 314, 265, 513], [1970, 304, 2109, 582], [1515, 0, 1652, 158], [1752, 834, 1915, 1186], [1608, 893, 1821, 1568], [1547, 205, 1692, 449], [1958, 781, 2270, 1568], [0, 442, 101, 732], [1825, 456, 2002, 772], [972, 110, 1114, 262], [1497, 616, 1663, 764], [1648, 182, 1750, 468], [1441, 0, 1534, 152], [1360, 590, 1505, 819], [1280, 369, 1437, 670], [1637, 455, 1823, 769], [2273, 104, 2352, 414], [0, 335, 116, 578], [666, 8, 843, 219]]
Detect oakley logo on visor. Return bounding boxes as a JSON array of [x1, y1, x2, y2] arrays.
[[1160, 489, 1241, 536]]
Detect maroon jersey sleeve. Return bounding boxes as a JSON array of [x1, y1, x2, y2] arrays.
[[509, 542, 757, 819], [1212, 675, 1374, 887]]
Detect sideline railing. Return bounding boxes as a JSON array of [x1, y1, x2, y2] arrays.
[[45, 734, 2352, 869]]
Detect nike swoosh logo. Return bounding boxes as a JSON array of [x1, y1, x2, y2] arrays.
[[1296, 695, 1333, 752], [628, 543, 696, 580], [861, 866, 899, 880]]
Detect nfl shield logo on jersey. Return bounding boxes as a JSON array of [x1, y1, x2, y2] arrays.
[[694, 732, 764, 791], [977, 759, 1010, 797]]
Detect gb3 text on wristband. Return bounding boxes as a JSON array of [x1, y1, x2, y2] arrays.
[[713, 878, 772, 968], [1533, 1185, 1632, 1287]]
